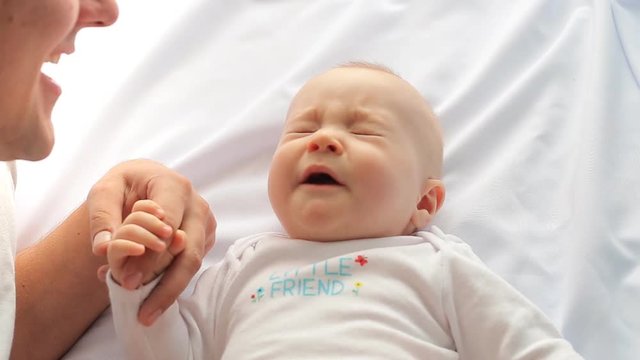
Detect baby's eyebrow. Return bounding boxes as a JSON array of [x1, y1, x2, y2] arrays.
[[289, 107, 318, 123], [351, 108, 386, 126]]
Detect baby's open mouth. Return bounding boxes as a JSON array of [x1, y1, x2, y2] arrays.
[[303, 172, 341, 185]]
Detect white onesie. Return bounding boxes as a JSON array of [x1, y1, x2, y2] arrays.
[[108, 227, 584, 359]]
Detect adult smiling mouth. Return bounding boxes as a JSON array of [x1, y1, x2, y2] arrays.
[[40, 52, 67, 96], [40, 44, 74, 94]]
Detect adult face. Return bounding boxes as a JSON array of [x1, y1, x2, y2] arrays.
[[268, 67, 441, 242], [0, 0, 119, 161]]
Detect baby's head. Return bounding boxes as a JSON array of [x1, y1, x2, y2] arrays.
[[268, 63, 445, 241]]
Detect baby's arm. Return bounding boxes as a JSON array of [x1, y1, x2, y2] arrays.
[[108, 246, 230, 359], [107, 199, 186, 290], [442, 242, 584, 359]]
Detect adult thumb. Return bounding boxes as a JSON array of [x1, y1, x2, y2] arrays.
[[87, 179, 125, 255]]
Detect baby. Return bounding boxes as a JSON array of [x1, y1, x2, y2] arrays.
[[107, 63, 584, 359]]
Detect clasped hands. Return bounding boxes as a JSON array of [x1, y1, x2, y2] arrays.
[[88, 159, 215, 326]]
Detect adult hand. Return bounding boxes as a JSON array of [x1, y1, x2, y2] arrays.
[[88, 159, 215, 325]]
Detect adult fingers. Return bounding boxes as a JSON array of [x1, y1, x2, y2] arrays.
[[145, 172, 192, 233], [88, 176, 127, 255], [137, 198, 215, 326], [167, 229, 187, 256], [137, 247, 202, 326], [204, 211, 216, 253], [88, 160, 171, 256]]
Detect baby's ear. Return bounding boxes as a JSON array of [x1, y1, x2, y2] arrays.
[[410, 179, 445, 230]]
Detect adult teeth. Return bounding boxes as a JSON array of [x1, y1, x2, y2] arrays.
[[41, 54, 61, 79]]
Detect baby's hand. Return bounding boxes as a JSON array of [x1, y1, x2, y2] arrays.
[[107, 200, 186, 290]]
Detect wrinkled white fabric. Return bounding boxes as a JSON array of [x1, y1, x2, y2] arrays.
[[13, 1, 639, 359], [108, 228, 583, 359]]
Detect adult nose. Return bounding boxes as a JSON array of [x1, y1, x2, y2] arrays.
[[307, 131, 344, 155], [78, 0, 119, 28]]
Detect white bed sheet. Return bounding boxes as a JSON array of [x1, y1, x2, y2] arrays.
[[15, 0, 639, 359]]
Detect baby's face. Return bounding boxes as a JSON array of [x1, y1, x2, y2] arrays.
[[268, 67, 443, 241]]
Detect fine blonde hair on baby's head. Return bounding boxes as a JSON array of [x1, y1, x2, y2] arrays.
[[335, 61, 444, 179], [336, 61, 401, 78]]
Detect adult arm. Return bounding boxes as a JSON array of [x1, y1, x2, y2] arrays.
[[12, 204, 108, 360], [11, 159, 215, 359]]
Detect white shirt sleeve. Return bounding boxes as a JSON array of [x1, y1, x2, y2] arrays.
[[107, 260, 231, 360], [433, 233, 584, 359]]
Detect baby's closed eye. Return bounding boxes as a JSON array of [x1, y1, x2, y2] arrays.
[[351, 129, 382, 137]]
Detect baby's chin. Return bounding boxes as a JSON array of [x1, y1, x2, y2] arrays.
[[284, 226, 411, 242], [286, 232, 354, 242]]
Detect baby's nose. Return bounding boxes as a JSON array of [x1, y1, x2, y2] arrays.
[[307, 133, 343, 155]]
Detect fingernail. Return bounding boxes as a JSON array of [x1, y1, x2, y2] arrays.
[[93, 231, 112, 247], [162, 225, 173, 237], [155, 208, 166, 219]]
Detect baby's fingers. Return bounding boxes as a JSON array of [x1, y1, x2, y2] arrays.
[[107, 239, 146, 262], [117, 218, 172, 252], [97, 264, 110, 282], [107, 240, 146, 288], [131, 199, 165, 219], [167, 229, 188, 257]]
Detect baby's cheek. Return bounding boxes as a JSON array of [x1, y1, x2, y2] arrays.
[[357, 161, 400, 209], [360, 153, 418, 210]]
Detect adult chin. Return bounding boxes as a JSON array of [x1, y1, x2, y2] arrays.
[[0, 141, 53, 162], [22, 141, 55, 162], [18, 112, 56, 162], [20, 74, 61, 161]]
